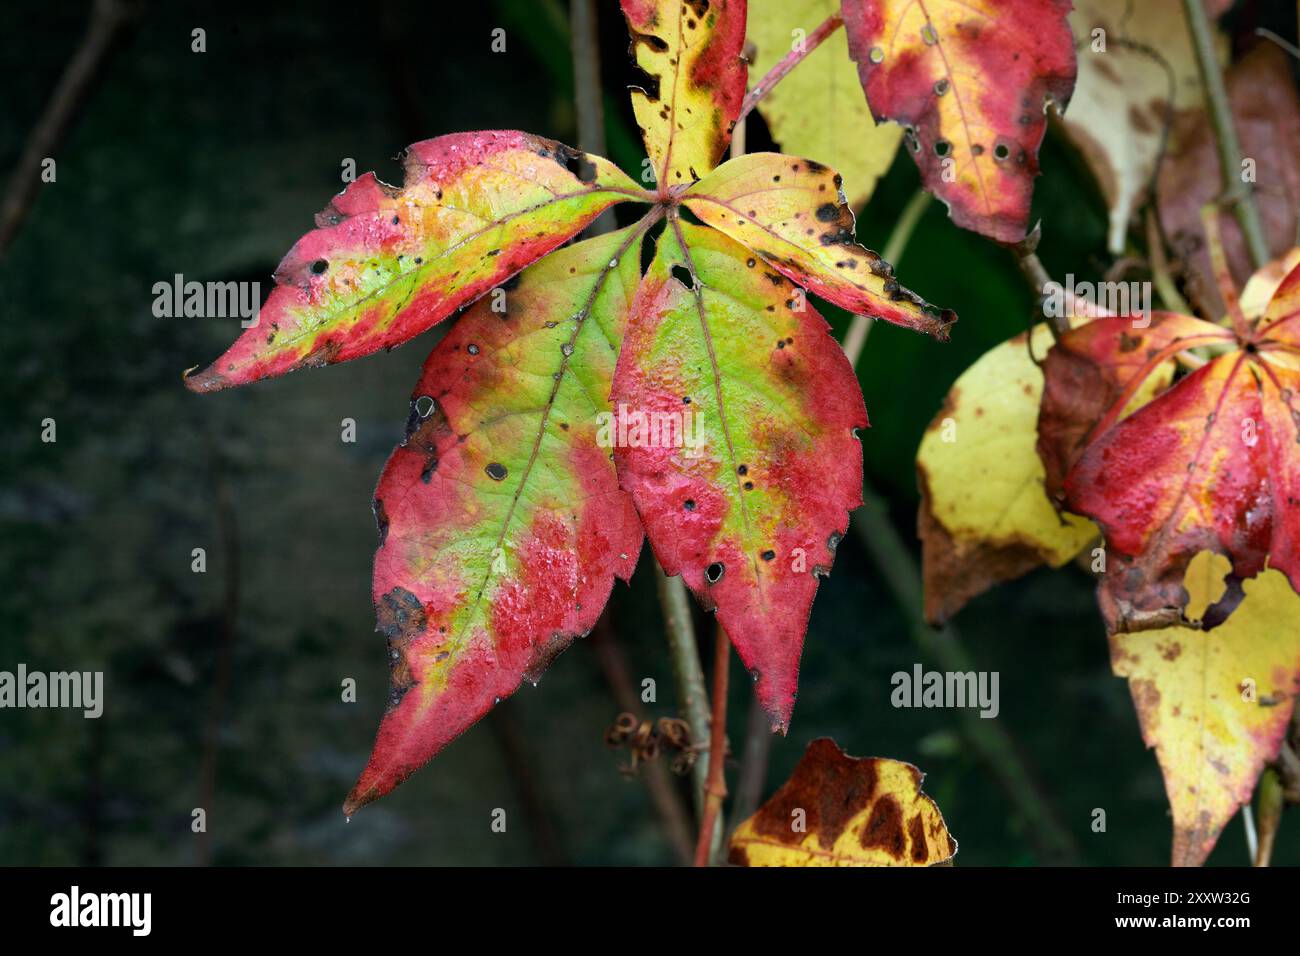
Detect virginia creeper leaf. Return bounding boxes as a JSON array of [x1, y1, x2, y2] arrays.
[[918, 323, 1098, 625], [611, 219, 866, 730], [621, 0, 748, 190], [1157, 44, 1300, 320], [684, 153, 957, 339], [841, 0, 1077, 243], [1111, 552, 1300, 866], [1043, 263, 1300, 634], [185, 131, 645, 392], [1037, 312, 1219, 506], [747, 0, 903, 211], [344, 227, 647, 815], [1060, 0, 1229, 253], [728, 737, 957, 866]]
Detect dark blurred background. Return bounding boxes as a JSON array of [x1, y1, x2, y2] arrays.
[[2, 0, 1296, 866]]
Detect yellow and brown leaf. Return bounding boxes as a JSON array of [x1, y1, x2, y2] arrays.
[[729, 737, 956, 866]]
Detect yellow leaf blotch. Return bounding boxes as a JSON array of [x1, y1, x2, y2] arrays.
[[917, 324, 1098, 623], [728, 737, 956, 867], [1110, 552, 1300, 866], [748, 0, 902, 210]]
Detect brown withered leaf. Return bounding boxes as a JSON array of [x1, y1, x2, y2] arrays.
[[728, 738, 956, 866], [1157, 43, 1300, 320]]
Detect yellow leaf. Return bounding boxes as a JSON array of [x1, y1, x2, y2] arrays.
[[747, 0, 902, 210], [1111, 552, 1300, 866], [728, 738, 956, 866], [917, 324, 1098, 624], [1240, 246, 1300, 320]]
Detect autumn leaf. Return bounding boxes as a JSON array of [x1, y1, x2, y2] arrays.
[[184, 131, 646, 391], [746, 0, 902, 211], [1059, 0, 1230, 254], [728, 737, 956, 866], [918, 324, 1098, 625], [1158, 43, 1300, 320], [621, 0, 748, 190], [1040, 260, 1300, 634], [611, 219, 867, 729], [684, 152, 956, 338], [840, 0, 1076, 243], [1111, 552, 1300, 866], [1037, 312, 1207, 506], [344, 227, 646, 815]]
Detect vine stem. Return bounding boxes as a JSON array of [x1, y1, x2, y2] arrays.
[[843, 190, 932, 366], [1181, 0, 1270, 271], [694, 625, 731, 866], [655, 562, 711, 820], [736, 11, 843, 126]]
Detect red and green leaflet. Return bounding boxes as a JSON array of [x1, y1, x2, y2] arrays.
[[184, 131, 646, 391], [1038, 265, 1300, 635], [612, 219, 867, 728], [187, 0, 959, 811], [345, 229, 646, 815], [841, 0, 1076, 243]]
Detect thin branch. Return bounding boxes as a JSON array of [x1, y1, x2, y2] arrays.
[[0, 0, 137, 257], [842, 190, 932, 366], [1011, 223, 1071, 339], [694, 624, 731, 866], [736, 11, 843, 126], [570, 0, 616, 235], [655, 562, 711, 819], [1145, 208, 1192, 315], [1181, 0, 1270, 271]]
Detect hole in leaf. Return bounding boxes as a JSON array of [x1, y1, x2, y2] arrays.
[[671, 265, 694, 288], [486, 462, 508, 481], [705, 562, 725, 584]]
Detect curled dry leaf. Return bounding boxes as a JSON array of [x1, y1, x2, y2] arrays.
[[1111, 552, 1300, 867], [918, 324, 1097, 625], [1039, 259, 1300, 635], [1157, 43, 1300, 320], [611, 220, 867, 730], [345, 228, 646, 814], [728, 737, 956, 866], [1059, 0, 1230, 254], [621, 0, 748, 190], [841, 0, 1077, 243], [685, 152, 956, 338], [184, 131, 643, 391], [746, 0, 902, 211]]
